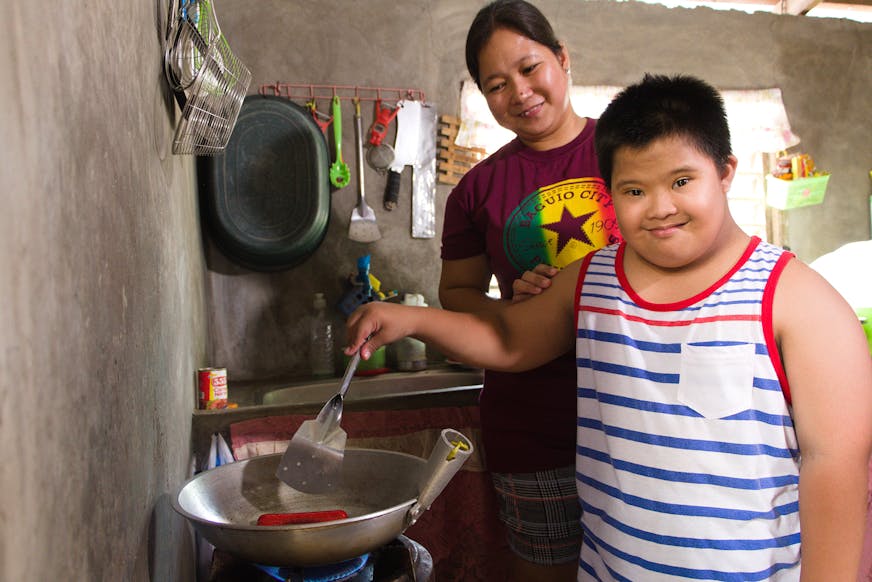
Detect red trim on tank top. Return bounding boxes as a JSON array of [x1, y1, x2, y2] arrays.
[[614, 237, 762, 311], [575, 251, 598, 331], [762, 251, 795, 405]]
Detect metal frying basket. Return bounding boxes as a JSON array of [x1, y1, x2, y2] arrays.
[[172, 34, 251, 155], [165, 0, 222, 92], [164, 0, 251, 155]]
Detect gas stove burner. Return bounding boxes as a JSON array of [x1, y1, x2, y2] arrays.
[[209, 535, 432, 582], [254, 553, 370, 582]]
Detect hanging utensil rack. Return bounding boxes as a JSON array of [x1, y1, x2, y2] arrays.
[[259, 83, 426, 105]]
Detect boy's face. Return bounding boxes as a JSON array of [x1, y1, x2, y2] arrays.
[[609, 135, 738, 270]]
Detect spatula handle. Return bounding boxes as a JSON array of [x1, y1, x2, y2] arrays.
[[353, 98, 366, 208], [338, 350, 361, 398]]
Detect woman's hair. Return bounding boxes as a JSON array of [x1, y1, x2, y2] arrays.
[[595, 74, 734, 189], [465, 0, 562, 89]]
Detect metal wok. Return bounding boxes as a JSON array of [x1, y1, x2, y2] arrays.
[[173, 428, 472, 566]]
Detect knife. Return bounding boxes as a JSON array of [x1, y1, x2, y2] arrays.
[[383, 100, 421, 210]]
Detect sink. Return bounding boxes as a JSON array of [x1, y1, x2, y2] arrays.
[[259, 368, 484, 407]]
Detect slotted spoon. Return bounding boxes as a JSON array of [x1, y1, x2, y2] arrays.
[[275, 349, 362, 493]]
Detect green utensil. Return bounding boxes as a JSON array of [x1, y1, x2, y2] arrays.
[[329, 96, 351, 188]]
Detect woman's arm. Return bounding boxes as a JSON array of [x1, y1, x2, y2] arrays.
[[440, 255, 560, 312], [439, 255, 505, 314], [775, 259, 872, 581]]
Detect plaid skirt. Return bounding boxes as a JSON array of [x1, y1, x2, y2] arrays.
[[490, 465, 582, 565]]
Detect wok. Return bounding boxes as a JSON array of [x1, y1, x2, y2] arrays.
[[173, 428, 472, 566]]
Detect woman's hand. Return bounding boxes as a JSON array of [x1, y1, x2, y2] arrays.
[[512, 264, 559, 303]]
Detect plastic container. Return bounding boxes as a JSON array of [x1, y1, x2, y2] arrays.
[[395, 294, 428, 371], [857, 308, 872, 356], [309, 293, 335, 377], [349, 345, 388, 375], [765, 174, 829, 210]]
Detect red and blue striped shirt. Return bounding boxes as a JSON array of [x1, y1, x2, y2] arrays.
[[574, 237, 800, 581]]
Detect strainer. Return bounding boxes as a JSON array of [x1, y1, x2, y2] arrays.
[[164, 0, 251, 155]]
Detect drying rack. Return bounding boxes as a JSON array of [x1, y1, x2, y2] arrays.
[[259, 82, 426, 105]]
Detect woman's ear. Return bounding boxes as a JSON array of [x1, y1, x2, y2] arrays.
[[558, 42, 571, 73]]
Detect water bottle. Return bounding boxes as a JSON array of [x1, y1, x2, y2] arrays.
[[309, 293, 335, 377]]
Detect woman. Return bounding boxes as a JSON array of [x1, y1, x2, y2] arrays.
[[439, 1, 621, 580]]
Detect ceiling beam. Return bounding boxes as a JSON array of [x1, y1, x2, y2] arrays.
[[780, 0, 822, 13]]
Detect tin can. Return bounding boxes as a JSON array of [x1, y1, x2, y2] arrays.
[[198, 367, 228, 410]]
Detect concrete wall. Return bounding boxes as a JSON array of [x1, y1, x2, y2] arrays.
[[214, 0, 872, 381], [0, 0, 869, 580], [1, 2, 205, 581]]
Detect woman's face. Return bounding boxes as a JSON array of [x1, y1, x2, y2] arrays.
[[477, 27, 575, 150]]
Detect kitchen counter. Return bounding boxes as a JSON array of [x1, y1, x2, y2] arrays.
[[191, 366, 483, 469]]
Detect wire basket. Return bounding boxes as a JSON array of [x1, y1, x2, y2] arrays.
[[172, 33, 252, 155], [163, 0, 251, 156], [164, 0, 224, 92], [165, 19, 208, 92]]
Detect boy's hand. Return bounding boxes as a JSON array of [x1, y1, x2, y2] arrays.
[[344, 302, 416, 360], [512, 264, 559, 303]]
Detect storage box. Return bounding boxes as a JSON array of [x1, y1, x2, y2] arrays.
[[765, 174, 830, 210], [857, 308, 872, 356]]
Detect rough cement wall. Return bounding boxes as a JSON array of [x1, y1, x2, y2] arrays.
[[212, 0, 871, 381], [1, 2, 206, 581], [0, 0, 867, 579]]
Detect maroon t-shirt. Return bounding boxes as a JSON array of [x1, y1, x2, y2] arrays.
[[441, 119, 621, 472]]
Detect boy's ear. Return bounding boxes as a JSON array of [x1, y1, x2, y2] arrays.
[[720, 155, 739, 193]]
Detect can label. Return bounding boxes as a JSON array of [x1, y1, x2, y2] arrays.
[[198, 368, 228, 410]]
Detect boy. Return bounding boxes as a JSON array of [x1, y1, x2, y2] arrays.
[[345, 74, 872, 580]]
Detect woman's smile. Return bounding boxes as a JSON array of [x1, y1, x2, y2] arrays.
[[517, 101, 545, 118]]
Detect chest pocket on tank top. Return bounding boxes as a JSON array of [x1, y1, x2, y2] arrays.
[[677, 342, 756, 419]]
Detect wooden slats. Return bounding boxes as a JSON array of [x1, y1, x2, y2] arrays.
[[437, 115, 487, 186]]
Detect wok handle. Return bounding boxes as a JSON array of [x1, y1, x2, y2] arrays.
[[407, 429, 473, 526]]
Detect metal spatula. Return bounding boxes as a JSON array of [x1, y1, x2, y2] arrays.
[[348, 98, 381, 243], [275, 350, 362, 493]]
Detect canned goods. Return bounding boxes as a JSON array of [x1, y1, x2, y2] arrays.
[[198, 367, 228, 410]]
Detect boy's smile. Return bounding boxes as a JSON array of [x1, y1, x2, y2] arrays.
[[610, 135, 739, 272]]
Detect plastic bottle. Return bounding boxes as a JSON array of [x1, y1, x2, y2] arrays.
[[309, 293, 335, 377], [395, 294, 428, 371]]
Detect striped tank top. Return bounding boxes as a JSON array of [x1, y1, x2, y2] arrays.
[[575, 237, 800, 581]]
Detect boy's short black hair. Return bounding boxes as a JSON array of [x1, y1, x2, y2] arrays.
[[465, 0, 563, 90], [595, 74, 733, 189]]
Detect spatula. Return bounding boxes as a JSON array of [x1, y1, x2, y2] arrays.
[[275, 350, 362, 493], [348, 98, 381, 243]]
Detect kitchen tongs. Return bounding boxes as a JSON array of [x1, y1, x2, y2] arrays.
[[275, 350, 362, 493]]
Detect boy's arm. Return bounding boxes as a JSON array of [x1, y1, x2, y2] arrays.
[[346, 261, 582, 372], [775, 259, 872, 580]]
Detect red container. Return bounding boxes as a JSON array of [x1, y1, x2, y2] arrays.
[[198, 367, 228, 410]]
